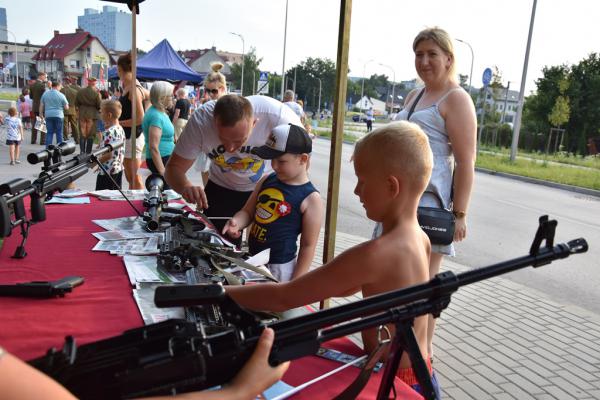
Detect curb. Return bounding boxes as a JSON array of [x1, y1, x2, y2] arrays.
[[476, 167, 600, 198]]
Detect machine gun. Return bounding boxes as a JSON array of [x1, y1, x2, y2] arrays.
[[0, 141, 123, 258], [28, 217, 587, 400], [142, 174, 169, 232]]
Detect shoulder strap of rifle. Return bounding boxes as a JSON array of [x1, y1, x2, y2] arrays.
[[406, 88, 425, 121]]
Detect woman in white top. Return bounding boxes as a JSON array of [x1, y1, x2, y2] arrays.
[[388, 27, 477, 359]]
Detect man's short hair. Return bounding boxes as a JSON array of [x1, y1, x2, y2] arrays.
[[101, 99, 122, 119], [354, 121, 433, 193], [214, 95, 253, 127], [283, 90, 295, 102], [38, 72, 47, 78], [51, 80, 61, 88]]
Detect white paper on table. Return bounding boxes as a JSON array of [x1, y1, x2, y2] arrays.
[[45, 196, 91, 204], [92, 216, 145, 231], [54, 189, 87, 198], [246, 249, 271, 266]]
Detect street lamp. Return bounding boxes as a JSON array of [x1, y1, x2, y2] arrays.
[[315, 77, 322, 117], [456, 38, 474, 97], [280, 0, 289, 100], [360, 59, 374, 112], [230, 32, 245, 96], [379, 63, 395, 117], [145, 39, 154, 49], [1, 28, 19, 93]]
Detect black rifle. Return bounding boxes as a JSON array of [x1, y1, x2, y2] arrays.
[[0, 276, 84, 298], [28, 217, 587, 400], [0, 140, 123, 258], [143, 174, 168, 232]]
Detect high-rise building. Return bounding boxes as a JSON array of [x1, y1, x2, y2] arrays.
[[77, 6, 131, 51], [0, 8, 8, 42]]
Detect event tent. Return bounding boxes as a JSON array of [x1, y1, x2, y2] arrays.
[[108, 39, 204, 83]]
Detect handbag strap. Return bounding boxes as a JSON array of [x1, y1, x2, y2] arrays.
[[406, 88, 425, 120]]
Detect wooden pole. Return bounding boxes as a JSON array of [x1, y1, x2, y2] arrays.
[[130, 3, 138, 179], [320, 0, 352, 309]]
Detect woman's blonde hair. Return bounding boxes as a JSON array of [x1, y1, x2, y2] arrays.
[[204, 62, 227, 89], [413, 27, 457, 82], [150, 81, 175, 110]]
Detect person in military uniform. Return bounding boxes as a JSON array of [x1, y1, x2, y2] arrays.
[[29, 72, 48, 145], [61, 76, 81, 144], [74, 76, 101, 154]]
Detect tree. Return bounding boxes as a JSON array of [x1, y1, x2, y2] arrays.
[[284, 57, 336, 111], [548, 78, 571, 128], [229, 47, 263, 96]]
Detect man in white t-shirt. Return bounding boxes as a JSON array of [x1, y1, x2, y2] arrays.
[[283, 90, 305, 120], [165, 94, 301, 241]]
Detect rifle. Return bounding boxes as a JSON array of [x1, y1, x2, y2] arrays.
[[143, 174, 168, 232], [28, 216, 587, 400], [0, 276, 84, 298], [0, 140, 123, 258]]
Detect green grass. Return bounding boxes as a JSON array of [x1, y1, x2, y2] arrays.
[[0, 92, 18, 101], [476, 152, 600, 190], [480, 145, 600, 170]]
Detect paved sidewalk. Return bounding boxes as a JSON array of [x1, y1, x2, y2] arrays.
[[3, 127, 600, 399], [312, 231, 600, 400]]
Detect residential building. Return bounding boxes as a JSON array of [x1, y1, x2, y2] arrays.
[[0, 8, 6, 42], [478, 87, 520, 125], [78, 6, 131, 51], [32, 29, 113, 85], [354, 95, 387, 115], [0, 40, 43, 87], [180, 46, 244, 77]]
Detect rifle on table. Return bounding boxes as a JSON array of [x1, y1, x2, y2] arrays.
[[28, 216, 587, 400], [0, 140, 123, 258]]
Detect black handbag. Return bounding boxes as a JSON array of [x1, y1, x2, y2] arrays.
[[406, 89, 455, 245], [417, 193, 455, 245]]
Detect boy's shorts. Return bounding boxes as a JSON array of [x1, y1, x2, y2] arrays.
[[267, 259, 297, 282], [6, 140, 21, 146]]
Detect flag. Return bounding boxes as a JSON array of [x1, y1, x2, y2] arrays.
[[82, 63, 90, 87], [99, 63, 105, 89]]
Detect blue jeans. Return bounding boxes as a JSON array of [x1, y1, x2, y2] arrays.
[[45, 117, 64, 147]]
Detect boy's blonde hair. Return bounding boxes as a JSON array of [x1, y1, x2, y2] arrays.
[[101, 99, 122, 119], [7, 106, 17, 117], [354, 121, 433, 193]]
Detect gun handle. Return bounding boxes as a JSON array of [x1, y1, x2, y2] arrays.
[[31, 193, 46, 223], [0, 196, 11, 237]]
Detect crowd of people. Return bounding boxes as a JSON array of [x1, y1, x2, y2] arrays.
[[1, 26, 477, 399]]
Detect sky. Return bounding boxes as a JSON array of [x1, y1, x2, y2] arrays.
[[2, 0, 598, 95]]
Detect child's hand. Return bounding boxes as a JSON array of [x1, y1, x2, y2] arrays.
[[222, 218, 242, 238]]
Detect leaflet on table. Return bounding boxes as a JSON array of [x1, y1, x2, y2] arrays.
[[133, 283, 185, 325], [122, 254, 186, 285], [225, 248, 272, 280], [92, 216, 146, 231], [92, 237, 159, 255], [53, 188, 88, 198], [88, 189, 182, 201], [92, 229, 164, 241], [45, 196, 91, 205]]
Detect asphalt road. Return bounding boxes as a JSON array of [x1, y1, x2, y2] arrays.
[[309, 137, 600, 314]]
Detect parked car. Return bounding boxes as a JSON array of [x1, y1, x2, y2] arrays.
[[351, 114, 367, 122]]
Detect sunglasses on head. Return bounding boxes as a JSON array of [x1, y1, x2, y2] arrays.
[[205, 88, 219, 95]]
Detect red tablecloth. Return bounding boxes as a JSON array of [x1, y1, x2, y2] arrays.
[[0, 198, 421, 399]]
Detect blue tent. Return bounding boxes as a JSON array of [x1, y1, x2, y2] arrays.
[[108, 39, 204, 83]]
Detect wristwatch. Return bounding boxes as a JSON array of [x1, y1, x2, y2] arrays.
[[453, 210, 466, 219]]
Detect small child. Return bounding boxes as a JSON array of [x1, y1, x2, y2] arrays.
[[18, 95, 32, 130], [4, 107, 23, 165], [226, 121, 441, 397], [222, 124, 323, 282], [95, 100, 125, 190]]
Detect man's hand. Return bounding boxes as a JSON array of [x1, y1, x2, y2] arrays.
[[222, 218, 242, 239], [229, 328, 289, 398], [181, 185, 208, 210]]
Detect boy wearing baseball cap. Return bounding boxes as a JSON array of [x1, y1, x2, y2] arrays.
[[223, 124, 323, 282]]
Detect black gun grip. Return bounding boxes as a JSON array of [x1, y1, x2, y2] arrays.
[[154, 284, 226, 307]]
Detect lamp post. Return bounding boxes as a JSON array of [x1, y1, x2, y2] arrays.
[[230, 32, 245, 96], [280, 0, 289, 100], [379, 63, 395, 117], [360, 59, 374, 112], [145, 39, 154, 49], [456, 38, 474, 97], [1, 28, 18, 93], [316, 77, 322, 117]]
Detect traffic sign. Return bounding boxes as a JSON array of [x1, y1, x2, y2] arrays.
[[482, 68, 492, 86], [259, 71, 269, 81], [257, 80, 269, 94]]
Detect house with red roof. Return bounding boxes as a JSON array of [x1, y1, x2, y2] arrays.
[[32, 29, 113, 85]]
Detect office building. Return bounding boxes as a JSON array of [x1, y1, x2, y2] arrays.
[[0, 8, 7, 42], [78, 6, 131, 51]]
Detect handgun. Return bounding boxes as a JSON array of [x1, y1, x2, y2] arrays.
[[0, 276, 84, 298]]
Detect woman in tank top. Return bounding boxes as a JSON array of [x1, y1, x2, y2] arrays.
[[392, 27, 477, 359]]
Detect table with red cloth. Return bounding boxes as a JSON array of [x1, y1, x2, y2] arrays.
[[0, 198, 421, 399]]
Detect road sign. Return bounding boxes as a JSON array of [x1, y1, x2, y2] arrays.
[[482, 68, 492, 86], [259, 71, 269, 81], [257, 80, 269, 94]]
